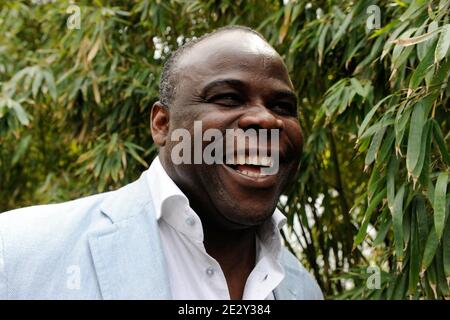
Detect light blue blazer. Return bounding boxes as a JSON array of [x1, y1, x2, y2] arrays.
[[0, 171, 323, 300]]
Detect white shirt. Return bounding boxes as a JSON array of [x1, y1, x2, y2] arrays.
[[146, 157, 286, 300]]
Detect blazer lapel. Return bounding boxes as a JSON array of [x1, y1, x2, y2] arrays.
[[273, 269, 299, 300], [88, 172, 172, 299], [274, 249, 325, 300], [273, 249, 304, 300]]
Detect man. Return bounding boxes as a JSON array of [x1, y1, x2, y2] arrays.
[[0, 26, 323, 300]]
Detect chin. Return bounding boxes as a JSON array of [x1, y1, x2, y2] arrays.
[[218, 201, 277, 228], [198, 165, 284, 228]]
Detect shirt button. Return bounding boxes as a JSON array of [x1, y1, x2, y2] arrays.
[[206, 267, 215, 276], [186, 216, 195, 226]]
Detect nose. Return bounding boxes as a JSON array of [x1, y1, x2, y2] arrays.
[[238, 104, 285, 131]]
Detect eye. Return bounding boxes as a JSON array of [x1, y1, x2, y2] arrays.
[[271, 102, 297, 116], [208, 93, 242, 107]]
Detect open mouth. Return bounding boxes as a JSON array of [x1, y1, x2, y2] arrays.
[[224, 154, 275, 179]]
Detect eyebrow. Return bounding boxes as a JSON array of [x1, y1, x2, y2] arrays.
[[272, 90, 298, 105], [201, 78, 297, 104], [201, 79, 246, 96]]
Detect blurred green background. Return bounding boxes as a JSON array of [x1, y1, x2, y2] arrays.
[[0, 0, 449, 299]]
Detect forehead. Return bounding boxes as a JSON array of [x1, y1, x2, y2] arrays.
[[175, 31, 293, 89]]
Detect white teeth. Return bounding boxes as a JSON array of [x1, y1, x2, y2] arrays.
[[236, 170, 266, 178], [249, 155, 258, 165], [237, 154, 246, 164], [229, 154, 273, 166]]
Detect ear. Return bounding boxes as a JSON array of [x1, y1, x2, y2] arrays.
[[151, 101, 170, 147]]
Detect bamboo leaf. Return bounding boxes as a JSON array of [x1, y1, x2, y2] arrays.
[[368, 163, 385, 201], [360, 118, 395, 140], [435, 244, 450, 295], [409, 43, 435, 90], [409, 200, 420, 293], [358, 95, 392, 138], [291, 2, 303, 22], [399, 0, 426, 22], [278, 2, 292, 43], [430, 48, 450, 89], [329, 12, 353, 49], [393, 184, 406, 261], [374, 208, 391, 246], [350, 78, 365, 97], [92, 78, 101, 105], [7, 99, 30, 126], [415, 195, 429, 254], [354, 188, 387, 246], [419, 125, 433, 189], [382, 21, 409, 60], [444, 217, 450, 277], [433, 172, 448, 240], [435, 24, 450, 63], [87, 37, 102, 63], [422, 227, 439, 271], [387, 155, 399, 213], [378, 128, 395, 164], [411, 120, 432, 182], [11, 135, 32, 166], [32, 70, 43, 98], [417, 21, 439, 61], [425, 263, 438, 298], [406, 101, 427, 175], [391, 27, 440, 46], [124, 141, 148, 167], [393, 270, 408, 299], [318, 24, 329, 66], [392, 28, 417, 70], [43, 70, 57, 101], [395, 102, 412, 155], [432, 120, 450, 166], [365, 126, 386, 166], [403, 201, 412, 245]]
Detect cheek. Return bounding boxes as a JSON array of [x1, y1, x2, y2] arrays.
[[284, 120, 303, 153], [169, 110, 194, 131], [195, 110, 240, 142]]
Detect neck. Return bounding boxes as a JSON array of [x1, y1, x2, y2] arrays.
[[202, 220, 257, 300], [203, 224, 257, 267], [181, 189, 259, 271]]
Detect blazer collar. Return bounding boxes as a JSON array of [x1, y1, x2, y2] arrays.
[[273, 269, 300, 300], [272, 248, 305, 300], [88, 172, 172, 299]]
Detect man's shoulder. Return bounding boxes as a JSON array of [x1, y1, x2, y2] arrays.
[[0, 172, 152, 254], [0, 192, 113, 259], [278, 247, 324, 300], [0, 173, 157, 299], [0, 192, 109, 231]]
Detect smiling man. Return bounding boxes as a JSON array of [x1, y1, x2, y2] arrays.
[[0, 26, 323, 300]]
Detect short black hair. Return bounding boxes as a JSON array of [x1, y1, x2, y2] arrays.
[[158, 25, 267, 107]]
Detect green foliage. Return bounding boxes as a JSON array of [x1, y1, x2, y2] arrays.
[[0, 0, 449, 299]]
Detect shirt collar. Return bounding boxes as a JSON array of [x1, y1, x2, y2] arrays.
[[272, 208, 287, 230], [146, 156, 189, 221]]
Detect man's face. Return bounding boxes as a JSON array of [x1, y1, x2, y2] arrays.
[[153, 31, 303, 230]]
